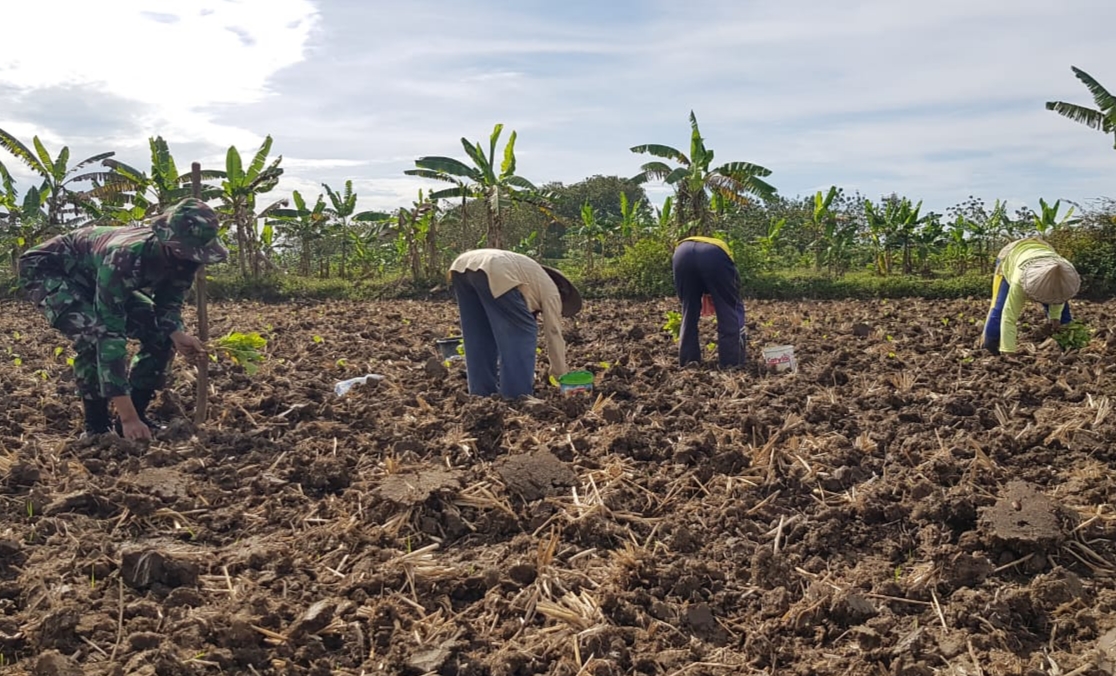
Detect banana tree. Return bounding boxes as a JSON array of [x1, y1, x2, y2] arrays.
[[215, 135, 284, 278], [93, 136, 223, 223], [407, 124, 550, 249], [631, 111, 776, 238], [1030, 198, 1080, 237], [393, 191, 437, 283], [863, 198, 897, 275], [617, 191, 644, 252], [0, 163, 51, 275], [267, 190, 330, 276], [576, 201, 609, 274], [1046, 66, 1116, 149], [0, 127, 112, 230], [808, 187, 840, 271], [322, 180, 390, 279], [944, 214, 972, 275], [755, 217, 786, 271]]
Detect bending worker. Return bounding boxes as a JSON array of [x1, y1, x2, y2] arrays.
[[449, 249, 582, 398], [19, 198, 226, 440], [672, 235, 746, 368], [982, 237, 1081, 355]]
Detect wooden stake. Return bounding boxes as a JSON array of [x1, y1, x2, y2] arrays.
[[191, 162, 209, 425]]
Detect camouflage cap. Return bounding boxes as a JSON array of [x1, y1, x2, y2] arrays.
[[153, 198, 228, 264]]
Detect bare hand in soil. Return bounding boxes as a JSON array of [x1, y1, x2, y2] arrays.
[[118, 417, 152, 441]]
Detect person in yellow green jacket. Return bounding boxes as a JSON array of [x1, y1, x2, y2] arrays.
[[672, 236, 746, 367], [982, 238, 1081, 355]]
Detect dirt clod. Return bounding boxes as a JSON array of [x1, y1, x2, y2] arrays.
[[374, 466, 462, 505], [980, 481, 1066, 552], [495, 450, 576, 501], [120, 547, 200, 590], [33, 650, 82, 676]]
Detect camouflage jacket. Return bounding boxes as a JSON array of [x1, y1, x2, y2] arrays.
[[20, 225, 199, 389]]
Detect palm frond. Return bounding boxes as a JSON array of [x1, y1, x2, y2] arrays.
[[630, 143, 689, 165], [102, 158, 148, 184], [69, 151, 115, 174], [0, 128, 48, 177], [717, 161, 774, 179], [1045, 101, 1112, 132], [246, 135, 275, 180], [664, 167, 691, 185], [413, 156, 482, 180], [32, 137, 56, 178], [637, 161, 676, 181], [1071, 66, 1116, 113], [502, 174, 538, 191], [500, 129, 517, 178], [428, 186, 470, 200]]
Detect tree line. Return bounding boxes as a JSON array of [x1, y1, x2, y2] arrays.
[[1, 65, 1113, 289]]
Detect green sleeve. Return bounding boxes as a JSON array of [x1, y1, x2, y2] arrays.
[[1047, 303, 1065, 322], [999, 284, 1027, 353]]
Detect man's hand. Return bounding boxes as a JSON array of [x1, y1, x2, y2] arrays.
[[112, 395, 152, 441], [119, 417, 153, 441], [171, 331, 206, 362]]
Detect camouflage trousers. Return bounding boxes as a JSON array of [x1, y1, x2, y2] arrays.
[[24, 277, 174, 400]]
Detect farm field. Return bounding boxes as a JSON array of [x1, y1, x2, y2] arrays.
[[0, 297, 1115, 675]]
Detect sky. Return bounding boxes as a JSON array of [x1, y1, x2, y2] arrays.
[[2, 0, 1115, 218]]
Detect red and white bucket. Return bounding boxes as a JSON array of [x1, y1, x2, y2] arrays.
[[762, 345, 797, 373]]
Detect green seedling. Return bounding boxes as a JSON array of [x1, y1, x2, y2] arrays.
[[53, 346, 64, 358], [312, 335, 324, 344], [11, 357, 21, 367], [1053, 320, 1092, 351], [663, 311, 682, 340], [336, 358, 347, 367], [706, 342, 716, 352], [213, 331, 268, 375]]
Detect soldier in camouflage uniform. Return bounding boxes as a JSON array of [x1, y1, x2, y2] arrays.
[[19, 198, 228, 440]]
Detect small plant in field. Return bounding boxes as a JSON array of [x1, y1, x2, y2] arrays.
[[663, 311, 682, 340], [1052, 320, 1091, 351], [212, 331, 268, 374], [706, 342, 716, 352]]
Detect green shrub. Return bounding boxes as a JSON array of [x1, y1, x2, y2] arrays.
[[609, 238, 675, 297], [1050, 223, 1116, 297]]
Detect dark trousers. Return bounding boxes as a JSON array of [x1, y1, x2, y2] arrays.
[[982, 270, 1072, 354], [672, 241, 745, 367], [451, 270, 539, 398]]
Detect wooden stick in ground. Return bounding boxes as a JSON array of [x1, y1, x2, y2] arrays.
[[191, 162, 210, 425]]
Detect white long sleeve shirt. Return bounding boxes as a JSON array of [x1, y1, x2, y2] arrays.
[[450, 249, 568, 376]]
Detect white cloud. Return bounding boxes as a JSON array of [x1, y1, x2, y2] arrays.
[[1, 0, 1114, 221]]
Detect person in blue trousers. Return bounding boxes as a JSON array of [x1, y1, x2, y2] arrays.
[[983, 238, 1080, 355], [672, 236, 746, 368], [449, 249, 582, 398]]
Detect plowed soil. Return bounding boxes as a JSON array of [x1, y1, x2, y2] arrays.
[[1, 296, 1116, 675]]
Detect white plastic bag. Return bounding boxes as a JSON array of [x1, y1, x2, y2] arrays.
[[334, 374, 385, 397]]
